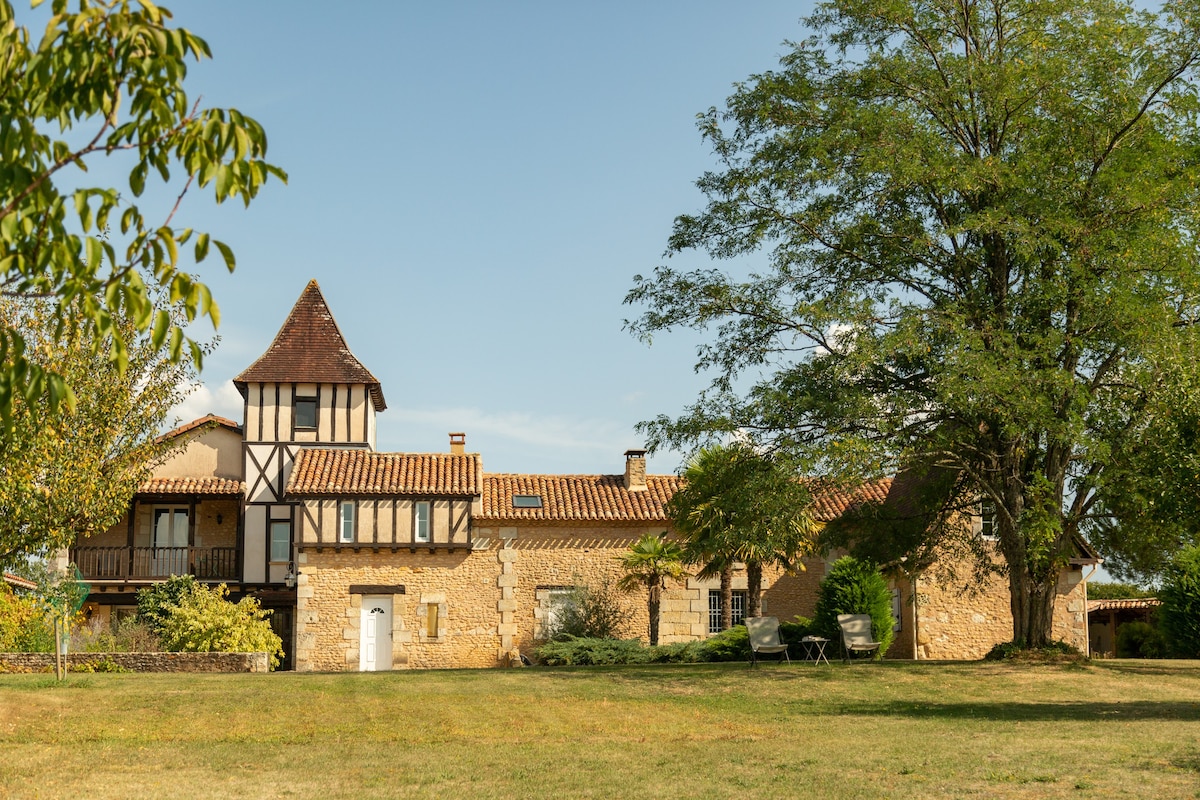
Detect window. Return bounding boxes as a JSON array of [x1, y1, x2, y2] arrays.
[[425, 603, 439, 638], [979, 498, 998, 540], [891, 588, 903, 633], [543, 588, 574, 637], [339, 501, 356, 543], [708, 590, 748, 634], [414, 501, 430, 543], [270, 521, 291, 562], [294, 396, 317, 429], [512, 494, 543, 509], [152, 507, 189, 548]]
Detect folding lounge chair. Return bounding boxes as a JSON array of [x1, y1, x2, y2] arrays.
[[746, 616, 791, 666], [837, 613, 882, 662]]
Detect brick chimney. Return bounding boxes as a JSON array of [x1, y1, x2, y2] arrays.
[[623, 449, 647, 491], [449, 432, 466, 455]]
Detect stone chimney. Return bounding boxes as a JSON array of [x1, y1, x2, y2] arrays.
[[623, 449, 647, 491], [449, 432, 466, 455]]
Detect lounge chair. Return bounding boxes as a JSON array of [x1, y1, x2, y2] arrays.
[[837, 613, 882, 662], [746, 616, 791, 666]]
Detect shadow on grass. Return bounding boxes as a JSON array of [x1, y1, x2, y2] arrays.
[[808, 698, 1200, 722]]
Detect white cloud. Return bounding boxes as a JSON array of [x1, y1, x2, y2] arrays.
[[168, 381, 244, 428]]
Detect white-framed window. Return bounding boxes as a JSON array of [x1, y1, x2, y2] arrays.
[[708, 590, 747, 634], [414, 501, 431, 543], [294, 396, 317, 429], [151, 507, 189, 549], [544, 588, 574, 636], [270, 521, 291, 563], [979, 498, 998, 540], [339, 501, 356, 543]]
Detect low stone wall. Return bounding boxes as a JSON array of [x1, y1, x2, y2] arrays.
[[0, 652, 269, 673]]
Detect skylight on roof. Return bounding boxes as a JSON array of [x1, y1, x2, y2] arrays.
[[512, 495, 543, 509]]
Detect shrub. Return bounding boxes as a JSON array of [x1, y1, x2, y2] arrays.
[[1158, 544, 1200, 658], [1115, 622, 1168, 658], [0, 586, 54, 652], [73, 615, 161, 653], [535, 637, 649, 666], [136, 575, 198, 634], [698, 624, 750, 662], [547, 578, 625, 641], [645, 641, 706, 663], [984, 640, 1082, 662], [155, 583, 284, 669], [812, 557, 895, 656]]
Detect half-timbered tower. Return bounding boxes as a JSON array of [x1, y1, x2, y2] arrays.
[[232, 280, 387, 588]]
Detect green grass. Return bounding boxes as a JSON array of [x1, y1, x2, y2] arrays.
[[2, 660, 1199, 799]]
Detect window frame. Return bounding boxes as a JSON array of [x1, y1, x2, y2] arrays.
[[338, 501, 356, 544], [270, 520, 291, 563], [413, 501, 431, 543], [707, 589, 748, 634], [979, 498, 998, 541], [294, 396, 318, 430]]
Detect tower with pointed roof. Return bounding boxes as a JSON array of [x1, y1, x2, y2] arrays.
[[233, 280, 386, 587]]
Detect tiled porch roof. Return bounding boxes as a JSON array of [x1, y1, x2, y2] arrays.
[[1087, 597, 1160, 613], [3, 572, 36, 591], [287, 449, 481, 496], [139, 477, 245, 495]]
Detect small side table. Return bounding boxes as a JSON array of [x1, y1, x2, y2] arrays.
[[800, 635, 830, 665]]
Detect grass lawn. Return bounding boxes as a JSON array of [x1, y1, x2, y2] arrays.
[[1, 659, 1198, 799]]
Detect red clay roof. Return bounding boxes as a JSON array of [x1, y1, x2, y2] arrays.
[[805, 478, 894, 522], [234, 280, 386, 411], [480, 474, 680, 523], [287, 449, 481, 496], [157, 414, 242, 443], [1088, 597, 1160, 613], [3, 572, 36, 591], [139, 477, 245, 495]]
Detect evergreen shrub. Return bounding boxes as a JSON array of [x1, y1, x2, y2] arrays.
[[812, 557, 895, 656]]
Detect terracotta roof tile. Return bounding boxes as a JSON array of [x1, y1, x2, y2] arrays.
[[156, 414, 242, 444], [1087, 597, 1160, 613], [139, 477, 245, 495], [804, 478, 894, 522], [480, 474, 680, 523], [3, 572, 37, 591], [234, 280, 386, 410], [287, 449, 480, 496]]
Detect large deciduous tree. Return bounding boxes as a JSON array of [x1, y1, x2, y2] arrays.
[[627, 0, 1200, 647], [0, 0, 284, 422], [0, 297, 197, 566]]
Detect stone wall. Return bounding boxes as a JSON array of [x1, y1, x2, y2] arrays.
[[0, 651, 269, 673]]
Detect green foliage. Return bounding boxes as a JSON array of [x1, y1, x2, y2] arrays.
[[136, 574, 197, 635], [68, 657, 130, 674], [1115, 622, 1168, 659], [0, 585, 53, 652], [813, 557, 895, 656], [668, 444, 820, 619], [154, 582, 283, 669], [617, 532, 687, 645], [1158, 544, 1200, 658], [547, 578, 624, 641], [697, 624, 750, 662], [625, 0, 1200, 646], [984, 640, 1083, 662], [0, 299, 200, 565], [0, 0, 285, 424], [535, 637, 650, 666], [1087, 583, 1156, 601]]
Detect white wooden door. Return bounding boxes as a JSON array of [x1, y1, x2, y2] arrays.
[[359, 596, 393, 671]]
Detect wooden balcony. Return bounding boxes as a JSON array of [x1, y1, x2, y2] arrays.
[[71, 546, 240, 582]]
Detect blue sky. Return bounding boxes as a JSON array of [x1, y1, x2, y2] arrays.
[[95, 1, 818, 477]]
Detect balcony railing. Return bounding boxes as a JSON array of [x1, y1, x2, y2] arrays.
[[71, 546, 240, 581]]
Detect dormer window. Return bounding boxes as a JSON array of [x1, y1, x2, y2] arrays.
[[295, 397, 317, 429], [513, 495, 543, 509]]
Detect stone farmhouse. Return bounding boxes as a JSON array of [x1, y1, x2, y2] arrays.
[[70, 281, 1100, 670]]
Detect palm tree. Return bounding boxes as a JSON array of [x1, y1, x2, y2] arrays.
[[668, 444, 822, 625], [617, 532, 687, 646]]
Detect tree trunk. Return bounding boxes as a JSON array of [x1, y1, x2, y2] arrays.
[[747, 560, 763, 618], [1008, 567, 1058, 647], [648, 581, 661, 646], [720, 564, 733, 631]]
